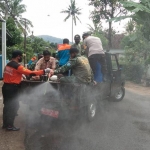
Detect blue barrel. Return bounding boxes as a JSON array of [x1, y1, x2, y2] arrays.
[[0, 55, 9, 79]]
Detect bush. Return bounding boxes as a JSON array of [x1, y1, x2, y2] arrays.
[[121, 62, 144, 83]]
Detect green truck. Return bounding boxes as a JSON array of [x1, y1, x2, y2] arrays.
[[21, 53, 125, 122]]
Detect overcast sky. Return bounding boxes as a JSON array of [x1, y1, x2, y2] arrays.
[[22, 0, 127, 41]]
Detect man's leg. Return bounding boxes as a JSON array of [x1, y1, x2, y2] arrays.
[[99, 54, 107, 80], [2, 84, 20, 131], [6, 99, 19, 127], [2, 84, 9, 128], [88, 55, 97, 76]]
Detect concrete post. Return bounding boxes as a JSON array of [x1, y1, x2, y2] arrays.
[[2, 21, 6, 78]]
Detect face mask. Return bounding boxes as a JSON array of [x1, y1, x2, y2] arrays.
[[18, 57, 22, 62]]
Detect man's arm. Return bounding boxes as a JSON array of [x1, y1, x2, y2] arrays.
[[54, 58, 77, 74], [83, 39, 88, 50], [17, 65, 44, 76]]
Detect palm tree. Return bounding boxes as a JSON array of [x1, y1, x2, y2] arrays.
[[0, 0, 33, 65], [61, 0, 81, 43], [0, 0, 33, 34]]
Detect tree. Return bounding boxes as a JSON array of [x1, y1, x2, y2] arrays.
[[89, 0, 127, 51], [118, 0, 150, 61], [4, 17, 23, 59], [0, 0, 33, 34], [116, 0, 150, 82], [61, 0, 81, 43], [0, 0, 33, 64], [125, 19, 136, 35], [6, 18, 23, 46]]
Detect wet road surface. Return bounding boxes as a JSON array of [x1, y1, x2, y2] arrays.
[[25, 90, 150, 150]]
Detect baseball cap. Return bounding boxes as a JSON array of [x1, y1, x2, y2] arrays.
[[74, 34, 81, 40], [12, 50, 23, 58]]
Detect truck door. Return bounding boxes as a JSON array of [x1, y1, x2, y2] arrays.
[[110, 54, 122, 94]]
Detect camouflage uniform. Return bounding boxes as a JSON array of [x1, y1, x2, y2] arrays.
[[54, 55, 92, 83], [71, 43, 85, 56]]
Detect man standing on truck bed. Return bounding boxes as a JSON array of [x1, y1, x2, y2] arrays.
[[2, 50, 51, 131], [50, 48, 92, 83], [71, 35, 85, 55], [82, 33, 107, 82], [57, 38, 71, 67]]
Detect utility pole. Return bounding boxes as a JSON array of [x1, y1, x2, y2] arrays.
[[1, 18, 6, 78], [1, 1, 8, 77], [24, 19, 26, 67]]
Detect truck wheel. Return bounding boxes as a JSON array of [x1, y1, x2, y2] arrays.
[[111, 87, 125, 102], [87, 101, 97, 122]]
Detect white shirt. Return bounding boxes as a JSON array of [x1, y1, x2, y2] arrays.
[[84, 36, 104, 57]]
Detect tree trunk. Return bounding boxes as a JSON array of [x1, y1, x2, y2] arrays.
[[72, 15, 73, 43], [108, 22, 112, 52]]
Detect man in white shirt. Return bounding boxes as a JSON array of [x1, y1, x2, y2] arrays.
[[82, 33, 107, 81]]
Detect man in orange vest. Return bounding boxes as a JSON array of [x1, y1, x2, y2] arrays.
[[57, 39, 71, 67], [2, 50, 51, 131]]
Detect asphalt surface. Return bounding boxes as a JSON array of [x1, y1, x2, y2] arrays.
[[25, 90, 150, 150]]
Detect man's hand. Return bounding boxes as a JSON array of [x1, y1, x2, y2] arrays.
[[32, 76, 40, 80], [83, 45, 87, 50], [50, 69, 54, 75], [22, 74, 26, 80], [44, 68, 51, 73]]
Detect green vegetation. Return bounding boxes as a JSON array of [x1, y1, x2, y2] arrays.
[[87, 23, 108, 49], [6, 35, 57, 61], [112, 0, 150, 83], [0, 0, 57, 62], [0, 0, 33, 33], [89, 0, 127, 50]]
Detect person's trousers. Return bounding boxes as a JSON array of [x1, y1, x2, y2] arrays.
[[88, 54, 107, 79], [2, 83, 20, 127]]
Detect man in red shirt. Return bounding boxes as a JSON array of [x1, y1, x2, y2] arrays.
[[2, 50, 51, 131]]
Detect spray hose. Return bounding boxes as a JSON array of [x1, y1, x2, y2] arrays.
[[44, 73, 51, 95]]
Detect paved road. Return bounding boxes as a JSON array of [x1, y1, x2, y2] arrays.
[[25, 90, 150, 150]]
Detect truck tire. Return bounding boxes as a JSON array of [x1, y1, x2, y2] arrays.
[[87, 100, 97, 122], [111, 87, 125, 102]]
